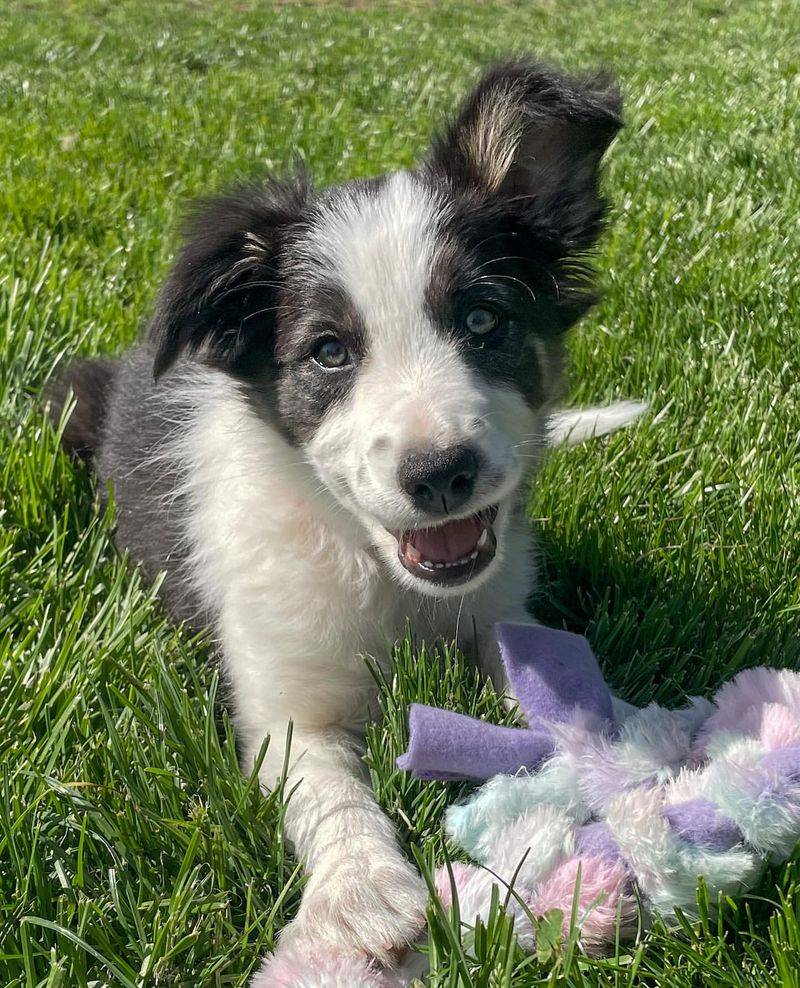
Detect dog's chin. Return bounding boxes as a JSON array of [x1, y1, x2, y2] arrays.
[[370, 502, 508, 598]]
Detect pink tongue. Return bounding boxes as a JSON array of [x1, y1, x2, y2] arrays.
[[408, 516, 483, 563]]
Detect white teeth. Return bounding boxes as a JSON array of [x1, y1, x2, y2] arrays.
[[423, 551, 481, 570], [406, 547, 484, 572], [477, 529, 488, 549]]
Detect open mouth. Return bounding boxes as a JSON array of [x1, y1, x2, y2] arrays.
[[393, 506, 498, 586]]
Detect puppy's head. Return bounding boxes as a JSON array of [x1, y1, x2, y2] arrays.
[[150, 59, 622, 597]]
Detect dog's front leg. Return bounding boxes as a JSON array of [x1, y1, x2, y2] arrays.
[[246, 722, 427, 964], [219, 563, 427, 964]]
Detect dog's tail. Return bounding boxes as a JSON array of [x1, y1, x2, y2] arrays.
[[47, 357, 118, 462], [547, 400, 649, 446]]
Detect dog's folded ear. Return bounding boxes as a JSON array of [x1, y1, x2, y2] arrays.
[[150, 175, 309, 380], [424, 59, 622, 248]]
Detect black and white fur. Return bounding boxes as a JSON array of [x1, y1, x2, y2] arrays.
[[52, 60, 644, 964]]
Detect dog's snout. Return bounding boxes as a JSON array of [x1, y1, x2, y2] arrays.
[[398, 445, 480, 514]]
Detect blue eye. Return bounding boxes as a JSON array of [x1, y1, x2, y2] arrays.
[[314, 338, 351, 369], [465, 307, 499, 336]]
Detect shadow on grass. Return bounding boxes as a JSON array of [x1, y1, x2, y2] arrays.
[[531, 526, 800, 709]]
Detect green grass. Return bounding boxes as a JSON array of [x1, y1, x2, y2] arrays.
[[1, 0, 799, 984]]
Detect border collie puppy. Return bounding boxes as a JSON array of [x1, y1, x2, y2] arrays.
[[52, 59, 642, 963]]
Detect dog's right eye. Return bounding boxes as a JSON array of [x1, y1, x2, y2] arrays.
[[313, 338, 351, 370]]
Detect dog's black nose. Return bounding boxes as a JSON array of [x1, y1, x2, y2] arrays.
[[398, 445, 480, 514]]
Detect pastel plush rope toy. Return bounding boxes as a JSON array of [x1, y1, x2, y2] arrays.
[[398, 624, 800, 952], [253, 626, 800, 982]]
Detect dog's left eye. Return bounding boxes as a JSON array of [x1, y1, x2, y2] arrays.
[[313, 338, 351, 369], [465, 307, 499, 336]]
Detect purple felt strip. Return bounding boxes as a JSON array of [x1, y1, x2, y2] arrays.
[[661, 798, 742, 850], [396, 704, 554, 781], [496, 623, 614, 726]]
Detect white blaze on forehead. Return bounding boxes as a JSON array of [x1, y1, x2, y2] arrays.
[[303, 171, 486, 456], [305, 171, 446, 338]]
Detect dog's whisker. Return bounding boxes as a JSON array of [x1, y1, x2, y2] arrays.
[[473, 255, 534, 272], [467, 228, 520, 254], [212, 279, 284, 303], [472, 273, 537, 304]]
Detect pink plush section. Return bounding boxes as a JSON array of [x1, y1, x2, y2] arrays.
[[760, 703, 800, 752], [433, 862, 482, 910], [531, 854, 634, 949], [251, 944, 398, 988], [432, 862, 539, 951]]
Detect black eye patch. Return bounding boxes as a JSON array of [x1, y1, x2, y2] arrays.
[[456, 294, 533, 385], [275, 280, 366, 363], [421, 209, 576, 407], [271, 279, 367, 443]]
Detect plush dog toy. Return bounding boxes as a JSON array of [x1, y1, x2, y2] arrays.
[[253, 625, 800, 982], [400, 623, 800, 952]]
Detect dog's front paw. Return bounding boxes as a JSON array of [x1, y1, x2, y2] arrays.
[[284, 843, 428, 966]]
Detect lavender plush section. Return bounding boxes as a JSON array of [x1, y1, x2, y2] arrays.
[[760, 746, 800, 780], [574, 821, 622, 862], [396, 704, 554, 781], [496, 623, 614, 725], [662, 798, 742, 850]]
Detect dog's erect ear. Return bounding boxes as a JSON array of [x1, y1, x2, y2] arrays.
[[150, 176, 309, 379], [425, 59, 622, 247]]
